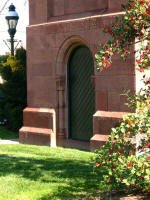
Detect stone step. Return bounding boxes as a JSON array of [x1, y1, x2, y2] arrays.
[[90, 134, 108, 152], [23, 107, 54, 129], [93, 111, 131, 135], [19, 126, 52, 146], [90, 134, 136, 152], [57, 139, 90, 151]]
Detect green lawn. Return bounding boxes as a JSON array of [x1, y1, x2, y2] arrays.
[[0, 126, 18, 140], [0, 144, 105, 200]]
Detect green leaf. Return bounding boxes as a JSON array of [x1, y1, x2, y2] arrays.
[[108, 170, 112, 175], [123, 179, 130, 185], [118, 158, 124, 164], [121, 4, 126, 9], [136, 171, 141, 176], [146, 170, 150, 175], [138, 163, 143, 168]]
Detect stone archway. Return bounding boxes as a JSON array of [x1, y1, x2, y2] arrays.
[[56, 35, 95, 141]]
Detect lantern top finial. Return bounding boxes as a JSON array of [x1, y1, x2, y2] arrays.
[[9, 3, 16, 11]]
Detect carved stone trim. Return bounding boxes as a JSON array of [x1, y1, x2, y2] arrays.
[[56, 75, 65, 91]]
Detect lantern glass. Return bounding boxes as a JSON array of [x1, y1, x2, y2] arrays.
[[9, 19, 18, 29]]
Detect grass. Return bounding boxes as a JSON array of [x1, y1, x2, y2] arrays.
[[0, 130, 149, 200], [0, 126, 18, 140], [0, 144, 105, 200]]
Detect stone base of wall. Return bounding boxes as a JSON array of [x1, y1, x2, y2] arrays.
[[19, 127, 52, 146], [90, 134, 108, 152], [19, 107, 56, 147], [57, 139, 90, 151], [19, 108, 134, 151], [90, 110, 132, 151]]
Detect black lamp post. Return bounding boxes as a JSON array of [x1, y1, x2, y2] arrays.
[[5, 3, 19, 56]]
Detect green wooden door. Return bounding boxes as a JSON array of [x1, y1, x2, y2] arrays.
[[68, 46, 95, 141]]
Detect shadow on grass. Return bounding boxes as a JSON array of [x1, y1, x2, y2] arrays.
[[0, 153, 102, 199]]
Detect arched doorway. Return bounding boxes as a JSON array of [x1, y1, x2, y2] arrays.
[[67, 46, 95, 141]]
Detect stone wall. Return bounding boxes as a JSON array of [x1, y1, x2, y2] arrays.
[[21, 0, 135, 149], [29, 0, 127, 25]]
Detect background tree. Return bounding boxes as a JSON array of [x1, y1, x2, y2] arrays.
[[0, 47, 27, 131], [0, 55, 8, 63]]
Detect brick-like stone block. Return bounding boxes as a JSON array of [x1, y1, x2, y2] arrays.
[[96, 91, 108, 111], [108, 92, 121, 111], [91, 110, 133, 151], [51, 0, 108, 16], [93, 110, 130, 135], [19, 127, 52, 146], [23, 107, 54, 129], [90, 134, 109, 152], [95, 75, 135, 92], [108, 0, 127, 12], [20, 108, 56, 147], [52, 0, 65, 16], [29, 0, 48, 25]]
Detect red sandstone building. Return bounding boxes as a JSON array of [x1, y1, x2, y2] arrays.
[[19, 0, 136, 150]]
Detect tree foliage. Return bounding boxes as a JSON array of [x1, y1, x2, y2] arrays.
[[0, 55, 8, 64], [0, 48, 27, 131]]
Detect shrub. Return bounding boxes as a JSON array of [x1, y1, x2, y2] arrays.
[[95, 0, 150, 72], [0, 55, 8, 63], [94, 0, 150, 192], [95, 81, 150, 192], [0, 48, 27, 131]]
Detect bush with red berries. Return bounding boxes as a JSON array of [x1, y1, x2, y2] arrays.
[[95, 0, 150, 72], [95, 95, 150, 191], [94, 0, 150, 192]]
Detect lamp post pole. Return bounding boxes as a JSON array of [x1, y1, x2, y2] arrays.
[[10, 35, 14, 56], [5, 4, 19, 56]]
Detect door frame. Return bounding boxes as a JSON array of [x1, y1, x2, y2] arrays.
[[67, 45, 95, 141], [55, 36, 96, 141]]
